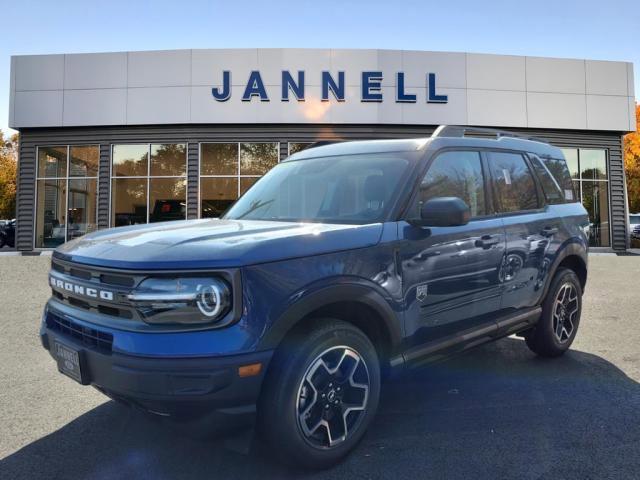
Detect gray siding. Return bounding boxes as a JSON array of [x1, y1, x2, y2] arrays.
[[15, 124, 627, 251]]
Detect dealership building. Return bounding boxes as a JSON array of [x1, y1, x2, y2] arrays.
[[7, 48, 636, 251]]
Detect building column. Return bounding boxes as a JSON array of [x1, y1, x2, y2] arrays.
[[187, 142, 199, 219], [97, 144, 111, 229]]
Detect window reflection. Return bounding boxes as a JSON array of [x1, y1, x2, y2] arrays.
[[36, 179, 67, 248], [561, 148, 610, 247], [36, 145, 98, 248], [582, 181, 610, 247], [149, 178, 186, 223], [561, 148, 580, 179], [38, 147, 67, 178], [112, 144, 148, 176], [67, 179, 97, 239], [240, 143, 279, 175], [288, 143, 313, 156], [201, 177, 238, 218], [111, 178, 147, 227], [70, 146, 99, 177], [201, 143, 237, 175], [579, 149, 607, 180], [150, 144, 187, 176]]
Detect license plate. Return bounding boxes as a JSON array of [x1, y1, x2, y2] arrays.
[[53, 341, 85, 384]]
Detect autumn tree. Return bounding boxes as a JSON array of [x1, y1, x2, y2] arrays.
[[0, 131, 18, 219], [624, 104, 640, 213]]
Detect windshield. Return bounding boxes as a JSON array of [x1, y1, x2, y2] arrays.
[[224, 153, 412, 224]]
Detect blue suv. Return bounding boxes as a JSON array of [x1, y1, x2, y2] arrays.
[[41, 126, 589, 468]]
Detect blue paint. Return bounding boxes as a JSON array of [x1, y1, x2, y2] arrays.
[[242, 71, 269, 102], [211, 70, 231, 101], [281, 70, 305, 101], [361, 71, 383, 102], [427, 72, 448, 103], [321, 71, 345, 102]]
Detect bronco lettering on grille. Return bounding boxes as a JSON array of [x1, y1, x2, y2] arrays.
[[49, 276, 114, 301]]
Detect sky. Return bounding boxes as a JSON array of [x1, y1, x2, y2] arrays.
[[0, 0, 638, 135]]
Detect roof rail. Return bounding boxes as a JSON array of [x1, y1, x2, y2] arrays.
[[431, 125, 548, 144]]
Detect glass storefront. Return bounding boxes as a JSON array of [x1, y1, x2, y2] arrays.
[[35, 146, 98, 248], [200, 142, 279, 218], [111, 144, 187, 226], [561, 148, 610, 247]]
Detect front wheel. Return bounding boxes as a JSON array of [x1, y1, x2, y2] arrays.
[[258, 319, 381, 469], [526, 268, 583, 357]]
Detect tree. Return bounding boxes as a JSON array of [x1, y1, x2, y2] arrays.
[[624, 104, 640, 213], [0, 131, 18, 219]]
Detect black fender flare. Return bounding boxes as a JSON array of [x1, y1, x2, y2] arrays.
[[257, 282, 403, 354], [540, 241, 588, 302]]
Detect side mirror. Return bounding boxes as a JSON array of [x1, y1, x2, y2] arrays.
[[410, 197, 471, 227]]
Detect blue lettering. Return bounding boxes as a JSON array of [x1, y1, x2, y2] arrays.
[[396, 72, 416, 103], [211, 71, 231, 101], [362, 71, 383, 102], [242, 71, 269, 102], [321, 71, 345, 102], [427, 73, 448, 103], [282, 71, 305, 101]]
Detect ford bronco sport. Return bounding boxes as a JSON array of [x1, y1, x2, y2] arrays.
[[41, 125, 589, 468]]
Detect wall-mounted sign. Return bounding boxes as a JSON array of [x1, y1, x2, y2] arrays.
[[212, 71, 448, 104]]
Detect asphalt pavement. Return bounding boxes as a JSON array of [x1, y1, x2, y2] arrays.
[[0, 254, 639, 479]]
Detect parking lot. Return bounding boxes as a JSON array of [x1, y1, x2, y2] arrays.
[[0, 254, 639, 479]]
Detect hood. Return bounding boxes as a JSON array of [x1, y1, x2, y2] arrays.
[[54, 219, 384, 270]]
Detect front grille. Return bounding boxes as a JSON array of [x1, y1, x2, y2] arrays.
[[46, 312, 113, 353], [50, 258, 137, 320]]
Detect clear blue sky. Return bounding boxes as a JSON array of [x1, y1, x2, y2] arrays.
[[1, 0, 638, 135]]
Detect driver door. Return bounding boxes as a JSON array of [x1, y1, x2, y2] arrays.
[[398, 150, 506, 348]]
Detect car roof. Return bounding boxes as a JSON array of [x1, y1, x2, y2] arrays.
[[286, 126, 565, 161]]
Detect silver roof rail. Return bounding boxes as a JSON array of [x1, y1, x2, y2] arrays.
[[432, 125, 548, 144]]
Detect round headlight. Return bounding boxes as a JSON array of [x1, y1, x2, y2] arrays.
[[129, 277, 231, 325], [196, 283, 226, 318]]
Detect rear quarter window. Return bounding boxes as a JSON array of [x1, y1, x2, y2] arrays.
[[529, 154, 565, 204], [537, 155, 576, 203]]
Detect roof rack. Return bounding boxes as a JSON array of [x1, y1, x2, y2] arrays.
[[431, 125, 548, 144]]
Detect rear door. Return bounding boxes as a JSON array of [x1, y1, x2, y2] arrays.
[[399, 150, 506, 347], [486, 151, 555, 312]]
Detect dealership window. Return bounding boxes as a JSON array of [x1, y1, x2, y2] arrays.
[[111, 144, 187, 226], [561, 148, 609, 247], [288, 142, 313, 156], [200, 143, 279, 218], [35, 146, 98, 248]]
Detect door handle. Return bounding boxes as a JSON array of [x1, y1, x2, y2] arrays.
[[475, 235, 500, 249], [541, 227, 559, 237]]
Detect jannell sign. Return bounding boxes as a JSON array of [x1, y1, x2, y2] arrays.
[[212, 71, 448, 104]]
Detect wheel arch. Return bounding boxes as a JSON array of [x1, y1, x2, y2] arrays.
[[258, 283, 403, 367], [543, 242, 588, 300]]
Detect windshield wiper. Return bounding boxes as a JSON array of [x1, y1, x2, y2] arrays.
[[234, 199, 275, 219]]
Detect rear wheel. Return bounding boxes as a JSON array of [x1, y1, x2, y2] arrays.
[[258, 319, 380, 469], [526, 268, 582, 357]]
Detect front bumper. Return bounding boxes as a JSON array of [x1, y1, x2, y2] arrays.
[[40, 318, 273, 432]]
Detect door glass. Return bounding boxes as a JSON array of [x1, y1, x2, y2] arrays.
[[417, 151, 486, 217], [149, 178, 187, 223], [35, 179, 67, 248], [111, 178, 147, 226], [487, 152, 539, 213], [201, 177, 238, 218], [67, 179, 97, 240], [581, 181, 610, 247]]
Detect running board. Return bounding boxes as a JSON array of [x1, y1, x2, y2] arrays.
[[394, 307, 542, 367]]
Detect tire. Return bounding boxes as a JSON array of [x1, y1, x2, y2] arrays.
[[526, 268, 583, 357], [0, 236, 4, 248], [258, 319, 381, 469]]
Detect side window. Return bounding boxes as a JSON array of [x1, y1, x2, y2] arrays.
[[541, 155, 576, 202], [416, 151, 486, 217], [487, 152, 539, 213], [529, 154, 564, 204]]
